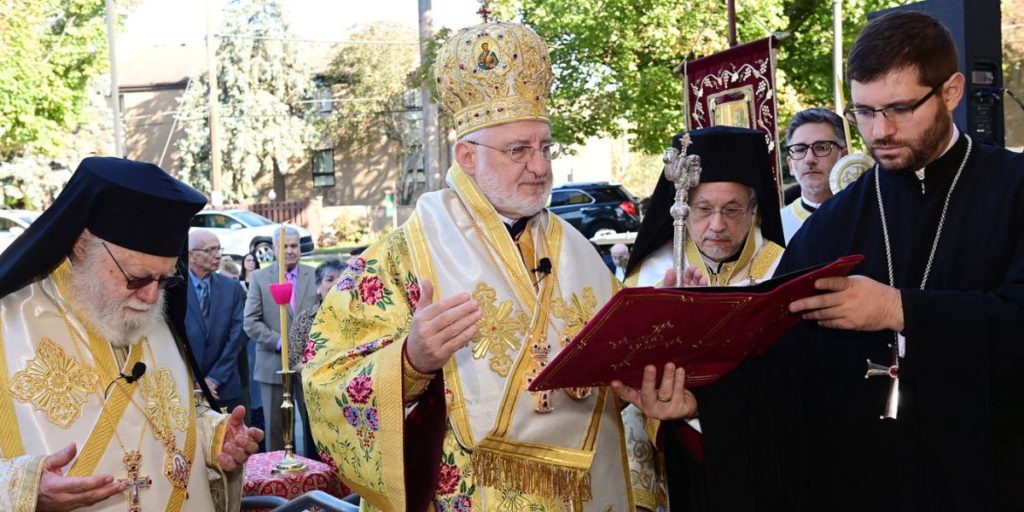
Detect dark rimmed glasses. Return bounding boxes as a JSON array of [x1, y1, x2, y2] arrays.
[[844, 85, 941, 126], [102, 242, 183, 290], [786, 140, 842, 160], [466, 141, 562, 163]]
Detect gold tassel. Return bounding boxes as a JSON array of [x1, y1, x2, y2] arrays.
[[470, 445, 592, 502]]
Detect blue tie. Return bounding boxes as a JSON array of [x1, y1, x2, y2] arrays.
[[197, 279, 210, 317]]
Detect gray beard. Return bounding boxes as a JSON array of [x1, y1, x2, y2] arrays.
[[66, 256, 165, 347]]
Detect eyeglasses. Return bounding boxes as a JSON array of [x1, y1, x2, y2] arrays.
[[190, 245, 222, 254], [844, 85, 941, 126], [466, 140, 562, 163], [786, 140, 841, 160], [691, 205, 753, 222], [102, 242, 183, 290]]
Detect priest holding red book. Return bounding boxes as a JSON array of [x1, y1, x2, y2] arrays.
[[615, 11, 1024, 512]]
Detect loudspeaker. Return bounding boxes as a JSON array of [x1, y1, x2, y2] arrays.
[[869, 0, 1004, 146]]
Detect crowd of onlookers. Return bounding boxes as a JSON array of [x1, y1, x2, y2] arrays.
[[185, 226, 350, 457]]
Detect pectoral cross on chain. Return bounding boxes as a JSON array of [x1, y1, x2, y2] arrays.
[[119, 451, 152, 512], [864, 343, 900, 420]]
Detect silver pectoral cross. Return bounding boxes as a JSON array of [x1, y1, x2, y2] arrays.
[[864, 344, 900, 420], [663, 134, 702, 287]]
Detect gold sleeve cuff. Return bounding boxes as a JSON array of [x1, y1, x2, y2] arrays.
[[210, 414, 229, 469], [402, 342, 436, 404]]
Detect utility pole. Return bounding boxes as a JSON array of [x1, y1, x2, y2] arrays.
[[833, 0, 853, 145], [207, 0, 223, 206], [418, 0, 441, 191], [104, 0, 125, 157], [727, 0, 738, 47]]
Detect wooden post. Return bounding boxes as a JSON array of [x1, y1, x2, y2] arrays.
[[727, 0, 738, 47]]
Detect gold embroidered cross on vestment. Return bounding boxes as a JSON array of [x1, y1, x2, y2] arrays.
[[8, 338, 100, 429]]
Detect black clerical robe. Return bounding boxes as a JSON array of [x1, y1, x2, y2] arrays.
[[671, 134, 1024, 511]]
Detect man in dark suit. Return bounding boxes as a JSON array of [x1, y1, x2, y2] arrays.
[[186, 229, 247, 411], [243, 226, 318, 451]]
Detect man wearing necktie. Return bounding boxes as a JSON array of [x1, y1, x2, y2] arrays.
[[185, 228, 246, 411], [243, 226, 317, 451]]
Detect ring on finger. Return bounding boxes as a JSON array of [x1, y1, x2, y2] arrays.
[[656, 395, 671, 403]]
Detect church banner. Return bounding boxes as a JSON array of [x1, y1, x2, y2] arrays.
[[681, 36, 782, 199]]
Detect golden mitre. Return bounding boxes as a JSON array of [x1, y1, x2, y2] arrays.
[[433, 22, 553, 138]]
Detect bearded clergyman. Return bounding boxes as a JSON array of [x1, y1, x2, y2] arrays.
[[0, 157, 262, 511]]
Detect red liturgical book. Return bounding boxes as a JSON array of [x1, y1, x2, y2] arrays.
[[529, 255, 865, 391]]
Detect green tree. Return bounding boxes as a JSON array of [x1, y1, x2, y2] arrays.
[[0, 0, 111, 160], [175, 0, 315, 202], [1002, 0, 1024, 147], [484, 0, 899, 156], [323, 22, 421, 153]]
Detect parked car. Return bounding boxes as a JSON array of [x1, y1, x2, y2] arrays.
[[0, 209, 41, 256], [548, 182, 641, 239], [190, 209, 314, 263]]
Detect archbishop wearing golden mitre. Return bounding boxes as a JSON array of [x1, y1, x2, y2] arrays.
[[303, 21, 646, 511], [0, 158, 262, 511]]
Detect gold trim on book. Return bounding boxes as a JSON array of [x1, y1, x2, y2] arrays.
[[407, 214, 475, 449], [0, 325, 26, 458]]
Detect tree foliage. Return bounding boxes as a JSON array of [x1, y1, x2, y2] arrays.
[[0, 0, 112, 160], [175, 0, 316, 202], [1002, 0, 1024, 146], [324, 22, 421, 153], [486, 0, 899, 155]]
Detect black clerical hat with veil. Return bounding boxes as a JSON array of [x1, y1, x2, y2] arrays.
[[0, 157, 206, 298], [0, 157, 222, 406], [625, 126, 784, 276]]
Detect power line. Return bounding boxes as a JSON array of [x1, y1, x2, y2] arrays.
[[214, 33, 419, 46]]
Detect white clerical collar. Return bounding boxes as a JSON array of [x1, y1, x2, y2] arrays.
[[800, 197, 822, 209], [915, 124, 960, 181], [497, 213, 519, 227]]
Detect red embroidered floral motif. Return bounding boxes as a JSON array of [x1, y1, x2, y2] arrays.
[[359, 276, 385, 305]]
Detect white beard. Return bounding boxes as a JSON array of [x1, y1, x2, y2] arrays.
[[474, 167, 552, 218], [66, 252, 166, 347]]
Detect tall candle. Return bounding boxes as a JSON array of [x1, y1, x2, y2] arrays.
[[278, 225, 289, 370]]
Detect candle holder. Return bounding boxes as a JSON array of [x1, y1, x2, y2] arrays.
[[269, 283, 294, 306], [272, 369, 307, 474]]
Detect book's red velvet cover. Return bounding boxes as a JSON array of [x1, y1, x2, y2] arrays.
[[529, 255, 864, 391]]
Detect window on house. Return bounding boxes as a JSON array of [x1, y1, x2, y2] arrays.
[[312, 149, 335, 187], [315, 85, 332, 115]]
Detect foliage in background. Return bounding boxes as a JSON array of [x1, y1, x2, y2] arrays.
[[483, 0, 900, 156], [175, 0, 316, 202], [0, 0, 124, 208], [1003, 0, 1024, 147], [323, 22, 421, 155], [0, 80, 113, 208], [0, 0, 113, 159], [319, 207, 372, 247]]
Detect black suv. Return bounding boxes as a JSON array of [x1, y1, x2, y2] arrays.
[[548, 182, 641, 239]]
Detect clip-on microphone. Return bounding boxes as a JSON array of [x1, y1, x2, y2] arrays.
[[532, 257, 552, 286], [103, 362, 147, 399]]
